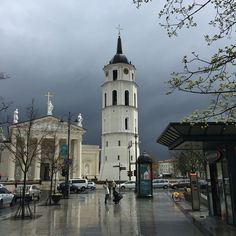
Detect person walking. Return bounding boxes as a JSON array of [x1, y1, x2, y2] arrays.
[[111, 180, 116, 196], [103, 182, 110, 204]]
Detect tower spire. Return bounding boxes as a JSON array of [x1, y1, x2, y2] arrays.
[[116, 25, 123, 54], [117, 36, 123, 54], [110, 25, 129, 64]]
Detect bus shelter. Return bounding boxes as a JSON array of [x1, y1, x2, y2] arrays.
[[157, 122, 236, 227]]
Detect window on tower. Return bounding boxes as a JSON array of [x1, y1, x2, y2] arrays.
[[125, 118, 129, 130], [104, 93, 107, 107], [118, 140, 121, 146], [106, 141, 108, 147], [117, 155, 120, 160], [125, 90, 129, 106], [113, 70, 118, 80], [131, 156, 133, 161], [112, 90, 117, 105], [134, 93, 136, 107]]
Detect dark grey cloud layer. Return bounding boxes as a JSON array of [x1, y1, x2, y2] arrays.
[[0, 1, 228, 160]]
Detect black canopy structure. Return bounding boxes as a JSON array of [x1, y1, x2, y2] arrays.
[[157, 122, 236, 150], [157, 121, 236, 227]]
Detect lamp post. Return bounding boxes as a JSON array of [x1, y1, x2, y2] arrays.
[[65, 112, 71, 199], [128, 142, 132, 181], [134, 132, 138, 192], [60, 112, 80, 199]]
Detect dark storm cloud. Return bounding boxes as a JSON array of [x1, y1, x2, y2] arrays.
[[0, 0, 228, 160]]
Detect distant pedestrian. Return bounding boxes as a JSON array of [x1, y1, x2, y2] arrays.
[[103, 182, 110, 204], [111, 180, 116, 196], [108, 182, 112, 195]]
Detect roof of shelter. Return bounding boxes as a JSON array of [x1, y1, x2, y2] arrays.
[[157, 122, 236, 150]]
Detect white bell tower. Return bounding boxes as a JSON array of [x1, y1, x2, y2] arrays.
[[99, 34, 140, 181]]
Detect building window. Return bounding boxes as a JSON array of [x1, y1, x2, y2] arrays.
[[112, 90, 117, 105], [131, 155, 133, 161], [132, 73, 134, 80], [104, 93, 107, 107], [125, 118, 129, 130], [106, 141, 108, 147], [113, 70, 118, 80], [118, 140, 121, 146], [117, 155, 120, 160], [125, 90, 129, 106], [134, 93, 136, 107]]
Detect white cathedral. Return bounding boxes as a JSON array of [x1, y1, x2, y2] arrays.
[[0, 96, 100, 187], [99, 35, 140, 181]]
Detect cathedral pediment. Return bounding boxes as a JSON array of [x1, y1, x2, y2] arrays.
[[9, 115, 85, 137]]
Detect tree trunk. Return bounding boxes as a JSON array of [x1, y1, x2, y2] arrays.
[[21, 170, 27, 219], [49, 169, 54, 205]]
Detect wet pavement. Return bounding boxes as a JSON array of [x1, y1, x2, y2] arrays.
[[0, 190, 205, 236]]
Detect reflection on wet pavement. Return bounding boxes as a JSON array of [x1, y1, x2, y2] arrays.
[[0, 191, 204, 236]]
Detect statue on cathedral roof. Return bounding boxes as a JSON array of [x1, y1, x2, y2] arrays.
[[48, 100, 53, 116], [13, 109, 19, 124], [77, 113, 83, 127]]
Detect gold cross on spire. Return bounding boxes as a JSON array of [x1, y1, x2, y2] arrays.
[[116, 24, 123, 36]]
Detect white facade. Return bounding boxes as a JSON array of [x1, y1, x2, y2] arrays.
[[158, 159, 175, 176], [99, 36, 140, 181], [0, 116, 100, 184]]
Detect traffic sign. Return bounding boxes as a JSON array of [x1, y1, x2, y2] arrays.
[[60, 144, 68, 158]]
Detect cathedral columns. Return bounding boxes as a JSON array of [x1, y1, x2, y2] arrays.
[[72, 139, 80, 178], [7, 140, 16, 181], [33, 139, 41, 181], [54, 138, 60, 181], [78, 139, 82, 178]]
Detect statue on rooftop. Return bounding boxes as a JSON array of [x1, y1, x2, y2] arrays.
[[13, 109, 19, 124], [77, 113, 83, 127]]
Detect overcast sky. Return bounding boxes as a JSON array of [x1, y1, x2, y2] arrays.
[[0, 1, 228, 160]]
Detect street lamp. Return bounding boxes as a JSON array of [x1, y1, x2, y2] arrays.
[[60, 112, 79, 198], [66, 112, 71, 199], [127, 142, 132, 181], [134, 132, 138, 192]]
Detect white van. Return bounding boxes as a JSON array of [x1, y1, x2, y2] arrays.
[[70, 179, 88, 191]]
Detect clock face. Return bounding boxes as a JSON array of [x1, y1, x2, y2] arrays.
[[124, 68, 129, 75]]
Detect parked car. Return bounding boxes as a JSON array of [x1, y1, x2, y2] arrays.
[[88, 181, 96, 190], [0, 187, 15, 207], [119, 181, 136, 190], [57, 179, 88, 194], [57, 182, 78, 194], [170, 179, 190, 189], [152, 179, 169, 189], [15, 185, 41, 200]]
